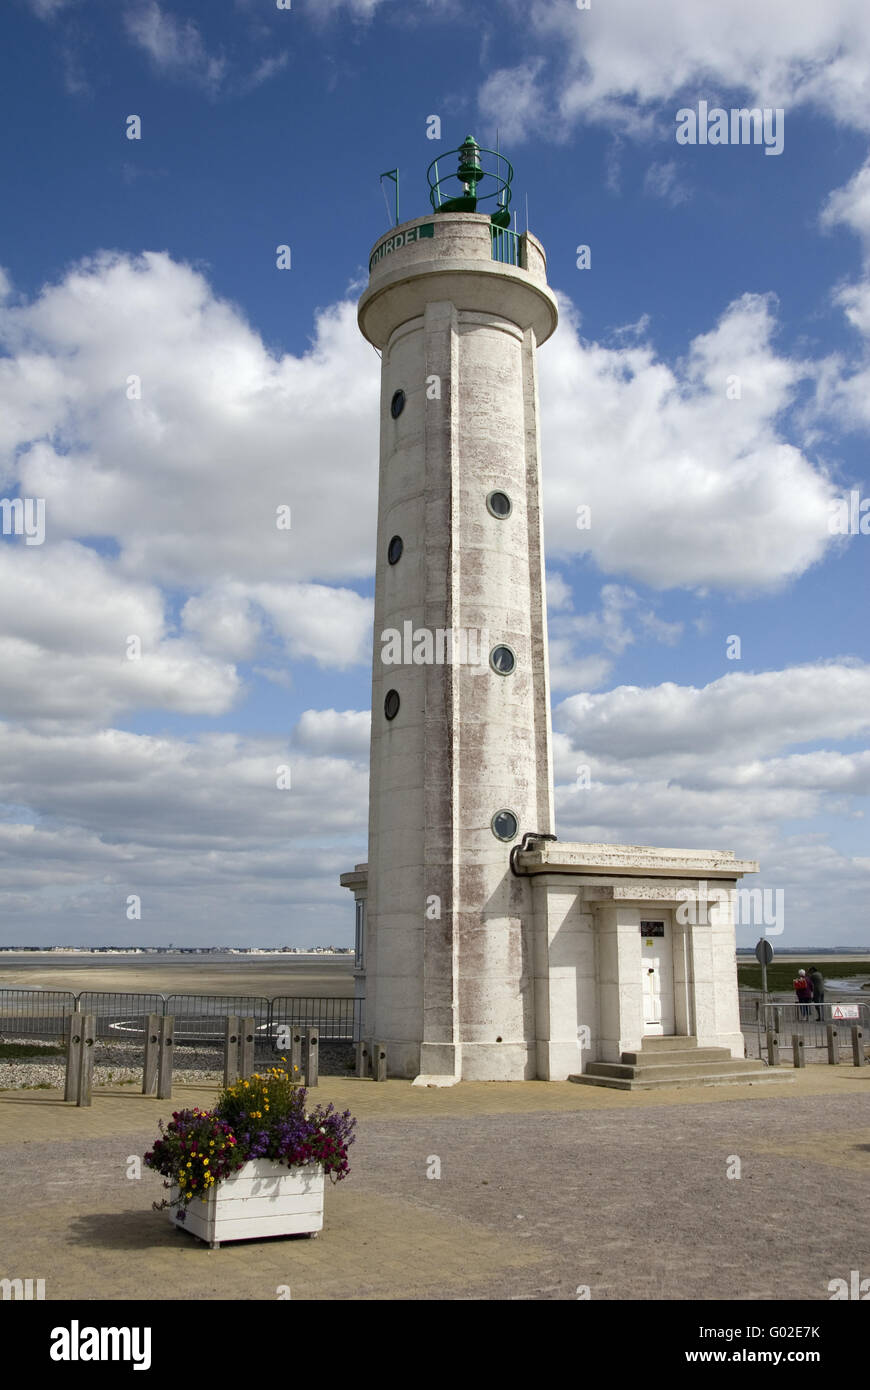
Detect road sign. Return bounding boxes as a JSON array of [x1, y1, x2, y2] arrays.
[[831, 1004, 860, 1020], [755, 939, 774, 966]]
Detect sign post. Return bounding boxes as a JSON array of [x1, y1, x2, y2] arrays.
[[755, 938, 774, 1059], [755, 937, 773, 1011]]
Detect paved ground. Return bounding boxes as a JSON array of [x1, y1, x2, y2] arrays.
[[1, 1067, 868, 1301]]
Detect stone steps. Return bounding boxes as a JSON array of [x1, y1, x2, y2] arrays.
[[619, 1047, 733, 1067], [569, 1036, 795, 1091], [570, 1068, 791, 1091]]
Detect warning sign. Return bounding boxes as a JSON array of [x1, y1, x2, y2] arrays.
[[831, 1004, 860, 1020]]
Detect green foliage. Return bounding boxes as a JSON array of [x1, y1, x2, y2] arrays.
[[0, 1043, 65, 1058], [214, 1063, 303, 1130], [738, 960, 870, 991]]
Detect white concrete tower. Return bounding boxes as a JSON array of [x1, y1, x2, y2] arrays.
[[346, 140, 559, 1081]]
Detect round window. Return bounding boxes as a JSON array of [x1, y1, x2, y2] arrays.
[[390, 389, 406, 419], [384, 689, 400, 721], [490, 644, 516, 675], [486, 490, 512, 519], [387, 535, 403, 565], [491, 809, 518, 842]]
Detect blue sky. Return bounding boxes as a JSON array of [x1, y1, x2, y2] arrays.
[[1, 0, 869, 947]]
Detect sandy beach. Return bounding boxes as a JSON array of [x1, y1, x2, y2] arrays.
[[0, 952, 355, 997]]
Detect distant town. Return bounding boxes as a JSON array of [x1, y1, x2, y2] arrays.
[[0, 945, 354, 954]]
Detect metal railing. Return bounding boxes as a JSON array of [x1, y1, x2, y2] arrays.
[[491, 225, 523, 267], [77, 991, 166, 1041], [0, 988, 76, 1037], [740, 992, 870, 1058], [0, 988, 363, 1045], [270, 996, 364, 1044]]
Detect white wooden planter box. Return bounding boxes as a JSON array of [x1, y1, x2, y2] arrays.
[[169, 1160, 324, 1248]]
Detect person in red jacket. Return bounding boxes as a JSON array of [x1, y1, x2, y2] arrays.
[[793, 969, 813, 1021]]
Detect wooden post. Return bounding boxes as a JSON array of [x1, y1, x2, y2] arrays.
[[157, 1015, 174, 1099], [826, 1024, 839, 1064], [142, 1013, 160, 1094], [77, 1015, 96, 1107], [355, 1040, 369, 1078], [374, 1041, 387, 1082], [305, 1029, 319, 1087], [64, 1010, 82, 1103], [239, 1017, 255, 1080], [290, 1028, 303, 1081], [223, 1016, 240, 1087], [765, 1030, 779, 1067], [851, 1025, 865, 1067], [791, 1034, 805, 1068]]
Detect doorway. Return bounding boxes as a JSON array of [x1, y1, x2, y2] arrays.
[[640, 918, 675, 1035]]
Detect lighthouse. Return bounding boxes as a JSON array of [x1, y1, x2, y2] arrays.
[[342, 141, 764, 1088]]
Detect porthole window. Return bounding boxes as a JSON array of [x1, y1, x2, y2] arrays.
[[390, 389, 406, 419], [490, 644, 516, 676], [486, 490, 512, 519], [491, 809, 518, 842], [384, 689, 400, 721], [387, 535, 403, 565]]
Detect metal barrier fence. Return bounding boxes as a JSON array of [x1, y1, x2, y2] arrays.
[[740, 992, 870, 1058], [166, 995, 271, 1047], [77, 991, 167, 1041], [0, 988, 77, 1038], [0, 988, 363, 1045], [270, 996, 363, 1044]]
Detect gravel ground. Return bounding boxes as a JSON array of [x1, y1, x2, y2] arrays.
[[1, 1084, 868, 1300], [0, 1037, 355, 1089]]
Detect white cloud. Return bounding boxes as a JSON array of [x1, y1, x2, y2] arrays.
[[551, 663, 870, 942], [0, 542, 239, 727], [643, 159, 691, 207], [821, 156, 870, 250], [556, 661, 870, 761], [124, 2, 227, 93], [548, 648, 613, 694], [244, 582, 373, 668], [0, 252, 840, 600], [292, 708, 371, 758], [479, 0, 870, 140], [816, 157, 870, 427], [547, 585, 683, 692], [0, 252, 380, 587], [539, 292, 837, 589], [242, 51, 289, 90], [546, 572, 573, 610], [26, 0, 75, 17], [0, 722, 368, 943]]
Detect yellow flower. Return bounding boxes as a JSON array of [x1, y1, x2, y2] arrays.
[[203, 1158, 209, 1165]]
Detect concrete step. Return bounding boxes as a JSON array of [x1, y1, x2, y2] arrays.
[[636, 1035, 700, 1051], [620, 1047, 733, 1067], [587, 1057, 764, 1081], [569, 1068, 795, 1091]]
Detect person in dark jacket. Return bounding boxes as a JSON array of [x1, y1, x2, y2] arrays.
[[808, 966, 825, 1021]]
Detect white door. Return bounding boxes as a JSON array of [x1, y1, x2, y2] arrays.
[[641, 919, 675, 1035]]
